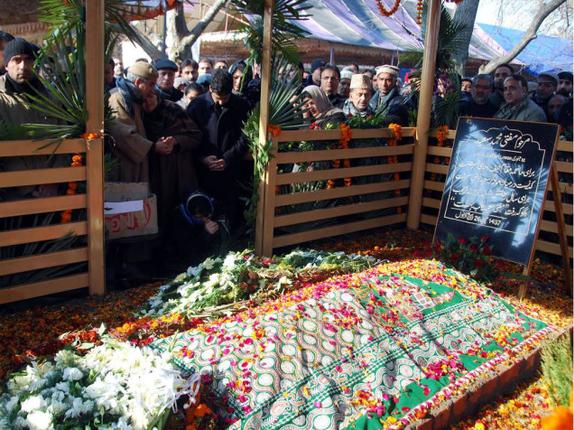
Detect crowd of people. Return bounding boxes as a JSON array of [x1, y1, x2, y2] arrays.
[[0, 30, 572, 279]]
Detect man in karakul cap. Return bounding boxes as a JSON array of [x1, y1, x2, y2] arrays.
[[338, 69, 353, 99], [343, 74, 374, 118], [154, 58, 183, 102], [557, 71, 572, 97], [369, 64, 408, 125], [107, 61, 173, 183], [532, 70, 558, 113]]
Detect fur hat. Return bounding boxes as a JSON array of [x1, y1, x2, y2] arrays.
[[128, 61, 158, 80], [350, 74, 371, 90], [375, 64, 399, 77]]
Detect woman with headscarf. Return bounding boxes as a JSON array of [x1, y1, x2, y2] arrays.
[[300, 85, 346, 127]]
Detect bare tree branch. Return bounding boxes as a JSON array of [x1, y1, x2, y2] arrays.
[[112, 23, 164, 60], [175, 0, 230, 59], [479, 0, 567, 74]]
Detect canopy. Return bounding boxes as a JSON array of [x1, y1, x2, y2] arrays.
[[289, 0, 507, 62], [477, 23, 573, 75]]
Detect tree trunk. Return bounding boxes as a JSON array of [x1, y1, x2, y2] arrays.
[[166, 2, 188, 60], [452, 0, 480, 76], [175, 0, 230, 59], [479, 0, 566, 74]]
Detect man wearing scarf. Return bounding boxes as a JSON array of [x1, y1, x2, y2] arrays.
[[343, 74, 374, 118], [108, 61, 171, 183], [369, 64, 408, 125]]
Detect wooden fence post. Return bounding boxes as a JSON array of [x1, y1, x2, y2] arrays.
[[254, 0, 274, 256], [85, 0, 105, 295], [407, 0, 441, 230]]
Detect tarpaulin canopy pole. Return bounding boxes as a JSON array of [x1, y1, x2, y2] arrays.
[[86, 0, 105, 295], [407, 0, 441, 230], [255, 0, 274, 256]]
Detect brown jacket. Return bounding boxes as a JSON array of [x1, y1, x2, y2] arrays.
[[0, 74, 53, 126], [0, 75, 64, 200], [107, 88, 154, 182]]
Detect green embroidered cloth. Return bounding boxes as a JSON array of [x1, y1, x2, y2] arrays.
[[153, 263, 552, 429]]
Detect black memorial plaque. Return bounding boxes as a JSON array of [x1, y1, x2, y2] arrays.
[[434, 117, 559, 266]]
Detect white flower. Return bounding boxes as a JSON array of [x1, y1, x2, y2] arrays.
[[14, 416, 28, 429], [47, 398, 68, 416], [222, 253, 237, 270], [204, 273, 220, 289], [54, 382, 70, 393], [5, 395, 19, 413], [277, 276, 292, 287], [25, 410, 53, 430], [202, 257, 217, 271], [62, 367, 83, 381], [64, 398, 94, 418], [54, 350, 77, 367], [21, 395, 46, 413], [186, 264, 203, 278]]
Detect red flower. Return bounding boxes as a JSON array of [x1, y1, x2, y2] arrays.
[[458, 237, 466, 245]]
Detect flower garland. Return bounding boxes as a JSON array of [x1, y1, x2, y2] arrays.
[[387, 123, 403, 213], [267, 124, 281, 138], [375, 0, 401, 17], [416, 0, 423, 25], [60, 154, 82, 224], [430, 124, 449, 183], [340, 123, 352, 187], [327, 123, 353, 189]]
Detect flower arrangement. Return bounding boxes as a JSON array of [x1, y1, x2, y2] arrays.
[[0, 333, 199, 430], [140, 249, 378, 319], [434, 233, 497, 280]]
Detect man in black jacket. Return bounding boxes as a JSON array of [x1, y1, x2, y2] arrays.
[[187, 69, 251, 229]]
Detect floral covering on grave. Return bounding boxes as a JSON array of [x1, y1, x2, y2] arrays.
[[153, 260, 556, 430]]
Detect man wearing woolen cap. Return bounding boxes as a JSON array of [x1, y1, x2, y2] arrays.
[[369, 64, 408, 125], [154, 58, 183, 102], [108, 61, 173, 183], [0, 31, 15, 76], [0, 37, 50, 125], [343, 74, 373, 118]]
